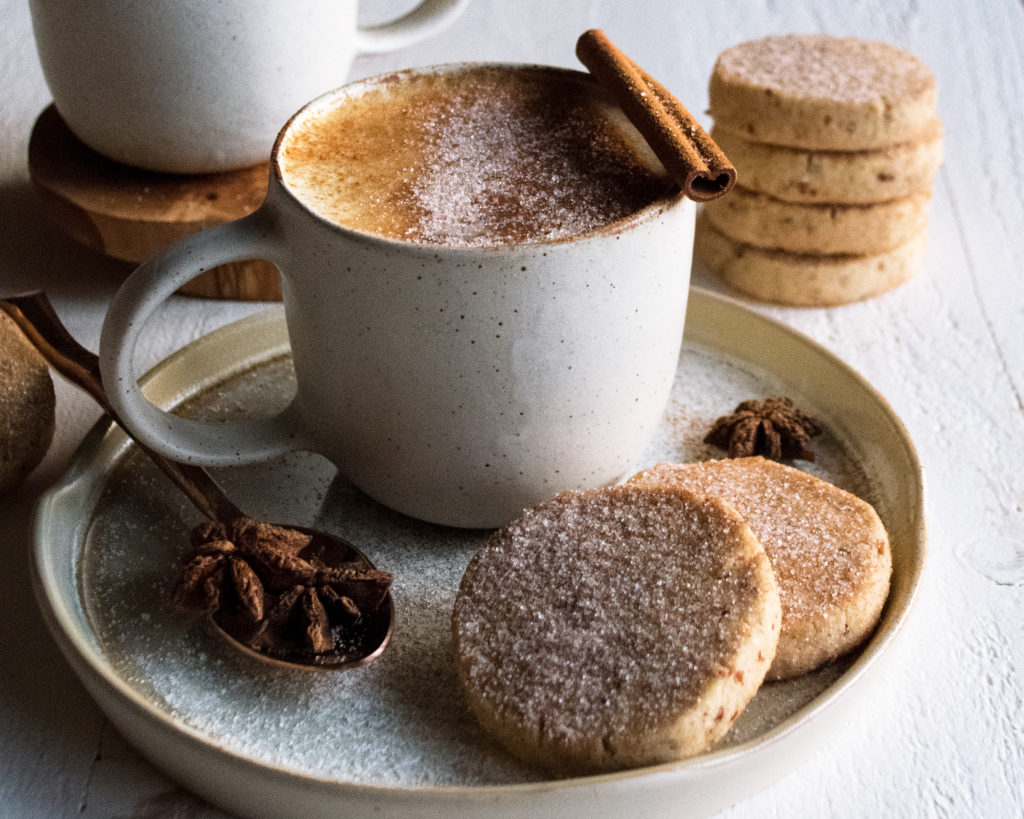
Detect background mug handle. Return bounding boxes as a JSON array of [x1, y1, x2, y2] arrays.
[[354, 0, 470, 53], [99, 211, 308, 466]]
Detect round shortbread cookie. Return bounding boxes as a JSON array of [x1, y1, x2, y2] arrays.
[[0, 311, 56, 494], [709, 35, 937, 150], [703, 185, 931, 255], [451, 485, 781, 775], [712, 122, 943, 204], [695, 214, 926, 306], [628, 458, 891, 680]]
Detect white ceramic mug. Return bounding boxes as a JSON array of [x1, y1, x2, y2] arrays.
[[99, 64, 695, 528], [29, 0, 469, 173]]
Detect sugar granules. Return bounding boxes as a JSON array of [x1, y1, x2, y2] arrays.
[[80, 342, 873, 786]]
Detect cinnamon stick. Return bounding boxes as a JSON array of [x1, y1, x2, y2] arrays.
[[576, 29, 736, 202]]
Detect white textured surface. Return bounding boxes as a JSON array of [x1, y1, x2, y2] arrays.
[[0, 0, 1021, 816]]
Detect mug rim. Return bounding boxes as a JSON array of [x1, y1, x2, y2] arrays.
[[270, 61, 688, 252]]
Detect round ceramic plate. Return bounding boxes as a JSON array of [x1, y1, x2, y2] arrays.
[[32, 288, 925, 818]]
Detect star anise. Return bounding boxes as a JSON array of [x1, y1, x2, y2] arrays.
[[703, 396, 822, 461], [248, 577, 367, 657], [173, 536, 266, 625], [173, 517, 392, 662]]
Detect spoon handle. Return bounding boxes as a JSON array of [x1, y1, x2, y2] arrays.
[[0, 291, 245, 524]]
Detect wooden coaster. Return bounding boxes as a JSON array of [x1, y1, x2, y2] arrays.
[[28, 105, 280, 300]]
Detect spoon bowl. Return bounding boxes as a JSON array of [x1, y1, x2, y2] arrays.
[[1, 291, 393, 671], [216, 524, 393, 670]]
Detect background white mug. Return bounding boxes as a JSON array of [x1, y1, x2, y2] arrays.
[[99, 64, 695, 528], [29, 0, 469, 173]]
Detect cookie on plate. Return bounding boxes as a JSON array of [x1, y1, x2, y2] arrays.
[[1, 311, 55, 495], [708, 34, 937, 151], [628, 457, 891, 680], [452, 484, 781, 775], [711, 122, 943, 205], [695, 213, 927, 307], [703, 185, 931, 255]]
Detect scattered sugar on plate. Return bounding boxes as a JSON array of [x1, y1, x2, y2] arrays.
[[79, 340, 873, 786]]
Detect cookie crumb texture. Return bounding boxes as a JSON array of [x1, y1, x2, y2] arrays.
[[629, 458, 892, 680], [710, 123, 943, 205], [704, 186, 931, 256], [452, 485, 780, 775], [709, 34, 936, 150], [0, 313, 55, 495], [695, 213, 926, 307]]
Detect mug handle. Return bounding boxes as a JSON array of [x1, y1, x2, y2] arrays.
[[353, 0, 469, 53], [99, 210, 308, 466]]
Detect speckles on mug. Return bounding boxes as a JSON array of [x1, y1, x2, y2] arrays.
[[956, 535, 1024, 586]]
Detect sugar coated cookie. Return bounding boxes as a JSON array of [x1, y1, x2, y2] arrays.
[[704, 185, 931, 255], [709, 35, 937, 150], [0, 312, 55, 494], [628, 458, 891, 680], [695, 213, 926, 306], [452, 485, 781, 775], [711, 122, 943, 204]]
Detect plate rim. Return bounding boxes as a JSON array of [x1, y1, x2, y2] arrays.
[[30, 286, 926, 807]]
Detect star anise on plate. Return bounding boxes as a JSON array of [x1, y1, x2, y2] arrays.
[[173, 517, 392, 663], [703, 396, 822, 461]]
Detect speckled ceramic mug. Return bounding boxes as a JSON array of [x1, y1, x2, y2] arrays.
[[100, 65, 695, 528]]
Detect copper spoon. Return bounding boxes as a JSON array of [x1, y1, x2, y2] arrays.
[[1, 291, 392, 670]]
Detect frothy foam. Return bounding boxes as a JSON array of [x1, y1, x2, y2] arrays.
[[278, 66, 675, 247]]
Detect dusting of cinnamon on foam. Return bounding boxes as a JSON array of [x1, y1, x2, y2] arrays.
[[278, 67, 676, 247]]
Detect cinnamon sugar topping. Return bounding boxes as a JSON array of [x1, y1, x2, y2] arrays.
[[629, 459, 888, 623], [453, 486, 771, 745], [279, 67, 676, 247], [714, 35, 935, 105]]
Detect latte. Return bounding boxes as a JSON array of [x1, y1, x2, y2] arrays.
[[277, 65, 676, 247]]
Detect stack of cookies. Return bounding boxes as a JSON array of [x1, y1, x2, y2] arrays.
[[696, 34, 943, 306]]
